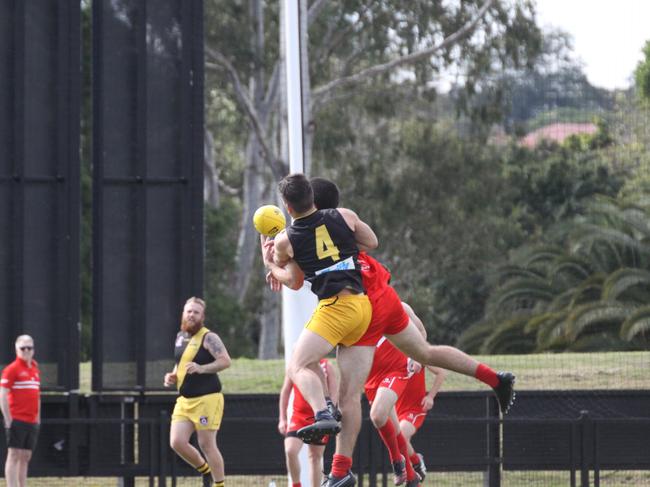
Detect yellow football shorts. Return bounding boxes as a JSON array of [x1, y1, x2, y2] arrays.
[[306, 293, 372, 346], [171, 392, 224, 430]]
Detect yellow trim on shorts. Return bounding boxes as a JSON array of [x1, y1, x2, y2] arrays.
[[306, 294, 372, 346], [171, 392, 224, 430]]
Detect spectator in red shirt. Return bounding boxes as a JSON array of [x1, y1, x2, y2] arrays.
[[1, 335, 41, 487]]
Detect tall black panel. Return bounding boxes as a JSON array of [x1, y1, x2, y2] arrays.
[[0, 1, 81, 390], [93, 0, 204, 390]]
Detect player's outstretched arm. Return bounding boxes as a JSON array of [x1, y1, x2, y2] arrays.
[[337, 207, 378, 250], [324, 360, 339, 405]]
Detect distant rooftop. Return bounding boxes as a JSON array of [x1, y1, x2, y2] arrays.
[[521, 123, 597, 148]]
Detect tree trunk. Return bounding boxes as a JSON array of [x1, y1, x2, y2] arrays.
[[204, 129, 220, 208], [233, 0, 268, 304], [234, 136, 264, 304], [257, 282, 281, 358]]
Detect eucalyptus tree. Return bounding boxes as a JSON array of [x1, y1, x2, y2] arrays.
[[204, 0, 543, 356]]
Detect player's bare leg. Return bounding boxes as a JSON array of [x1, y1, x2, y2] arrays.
[[399, 420, 417, 457], [387, 322, 478, 376], [197, 429, 225, 483], [284, 436, 303, 483], [324, 345, 374, 486], [288, 330, 334, 414], [170, 420, 213, 485], [17, 449, 31, 487], [4, 448, 19, 487], [335, 345, 374, 456], [369, 387, 398, 428], [290, 329, 341, 440], [307, 443, 326, 487], [369, 388, 408, 485], [387, 306, 516, 414]]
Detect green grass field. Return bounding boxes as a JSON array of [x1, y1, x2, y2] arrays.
[[20, 351, 650, 486], [74, 351, 649, 394], [12, 470, 650, 487]]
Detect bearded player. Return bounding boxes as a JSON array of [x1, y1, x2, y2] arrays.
[[163, 297, 232, 487]]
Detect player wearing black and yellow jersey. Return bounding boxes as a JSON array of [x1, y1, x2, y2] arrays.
[[164, 297, 231, 487], [262, 174, 378, 487]]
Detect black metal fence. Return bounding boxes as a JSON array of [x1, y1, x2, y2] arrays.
[[5, 391, 648, 486]]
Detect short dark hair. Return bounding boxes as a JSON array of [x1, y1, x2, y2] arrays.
[[278, 173, 314, 213], [310, 177, 340, 209]]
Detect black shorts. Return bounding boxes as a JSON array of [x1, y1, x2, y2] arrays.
[[6, 420, 39, 451], [286, 430, 329, 445]]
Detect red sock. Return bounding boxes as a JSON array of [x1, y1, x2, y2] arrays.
[[292, 484, 301, 487], [475, 363, 499, 388], [377, 420, 402, 462], [409, 452, 420, 467], [331, 454, 352, 478], [396, 432, 417, 481]]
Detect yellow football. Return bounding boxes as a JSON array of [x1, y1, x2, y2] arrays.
[[253, 205, 286, 237]]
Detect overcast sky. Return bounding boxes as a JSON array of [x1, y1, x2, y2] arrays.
[[535, 0, 650, 89]]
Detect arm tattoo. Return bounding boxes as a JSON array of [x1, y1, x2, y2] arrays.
[[205, 333, 224, 358]]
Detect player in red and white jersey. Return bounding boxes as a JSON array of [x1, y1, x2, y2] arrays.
[[395, 362, 446, 482], [265, 178, 517, 486], [279, 358, 338, 487], [309, 177, 515, 415], [364, 337, 422, 486], [0, 335, 41, 487]]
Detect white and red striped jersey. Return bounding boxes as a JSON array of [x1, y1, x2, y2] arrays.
[[1, 358, 40, 423]]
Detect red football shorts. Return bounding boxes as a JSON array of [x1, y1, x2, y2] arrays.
[[364, 374, 410, 405], [397, 408, 427, 430], [354, 286, 409, 346], [396, 387, 427, 430], [287, 409, 313, 433]]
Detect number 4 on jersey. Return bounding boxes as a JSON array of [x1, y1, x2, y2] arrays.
[[315, 225, 340, 261]]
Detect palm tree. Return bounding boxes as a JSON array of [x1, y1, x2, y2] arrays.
[[459, 194, 650, 353]]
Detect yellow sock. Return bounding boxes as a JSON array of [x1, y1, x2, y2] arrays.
[[196, 462, 211, 475]]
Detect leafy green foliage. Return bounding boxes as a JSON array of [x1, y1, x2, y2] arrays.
[[204, 201, 256, 357], [634, 40, 650, 101], [460, 194, 650, 353]]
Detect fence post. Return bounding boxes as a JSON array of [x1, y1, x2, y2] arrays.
[[592, 421, 599, 487], [364, 418, 374, 487], [485, 395, 501, 487], [122, 396, 135, 487], [570, 421, 577, 487], [67, 392, 79, 476], [579, 410, 590, 487], [159, 410, 169, 487]]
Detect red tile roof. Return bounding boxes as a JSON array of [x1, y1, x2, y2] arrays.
[[521, 123, 597, 148]]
